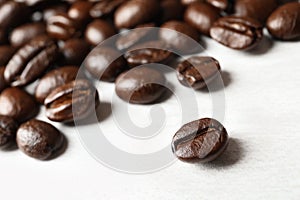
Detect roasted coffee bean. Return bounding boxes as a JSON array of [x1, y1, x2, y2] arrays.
[[210, 16, 263, 50], [181, 0, 204, 6], [124, 40, 173, 67], [114, 0, 160, 29], [159, 21, 200, 54], [61, 38, 90, 65], [10, 23, 46, 47], [206, 0, 230, 11], [68, 1, 93, 25], [0, 1, 29, 29], [4, 36, 58, 86], [85, 19, 116, 46], [90, 0, 127, 18], [267, 2, 300, 40], [172, 118, 229, 162], [43, 3, 69, 20], [0, 87, 39, 123], [160, 0, 184, 23], [85, 47, 127, 82], [234, 0, 278, 24], [176, 56, 221, 89], [0, 45, 15, 66], [115, 66, 166, 104], [16, 119, 64, 160], [0, 29, 7, 44], [0, 67, 7, 92], [0, 115, 19, 149], [184, 2, 221, 36], [35, 66, 85, 104], [44, 79, 99, 123]]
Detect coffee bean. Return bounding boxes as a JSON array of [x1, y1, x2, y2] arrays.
[[0, 115, 19, 149], [0, 1, 29, 29], [61, 38, 90, 65], [0, 87, 39, 123], [85, 47, 127, 82], [90, 0, 127, 18], [43, 3, 69, 20], [44, 79, 99, 123], [176, 56, 221, 89], [210, 16, 263, 50], [184, 2, 221, 36], [0, 67, 8, 92], [124, 40, 173, 67], [85, 19, 116, 46], [160, 0, 184, 23], [206, 0, 230, 11], [9, 23, 46, 47], [0, 29, 7, 44], [4, 36, 58, 86], [68, 1, 93, 26], [0, 45, 15, 66], [181, 0, 204, 6], [159, 20, 200, 54], [16, 119, 64, 160], [171, 118, 229, 162], [35, 66, 84, 104], [114, 0, 160, 29], [267, 2, 300, 40], [115, 66, 166, 104]]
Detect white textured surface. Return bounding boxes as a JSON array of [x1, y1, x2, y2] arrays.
[[1, 35, 300, 200]]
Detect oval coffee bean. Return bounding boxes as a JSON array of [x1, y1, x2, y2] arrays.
[[43, 3, 69, 20], [0, 87, 39, 123], [267, 2, 300, 40], [85, 47, 127, 82], [61, 38, 90, 65], [44, 79, 99, 123], [16, 119, 64, 160], [0, 67, 8, 92], [0, 1, 29, 29], [115, 66, 166, 104], [210, 16, 263, 50], [68, 1, 93, 26], [90, 0, 127, 18], [0, 115, 19, 149], [176, 56, 221, 89], [4, 36, 58, 86], [0, 45, 15, 66], [160, 0, 184, 23], [114, 0, 160, 29], [181, 0, 204, 6], [172, 118, 229, 162], [206, 0, 230, 11]]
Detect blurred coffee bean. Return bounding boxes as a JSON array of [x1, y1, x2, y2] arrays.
[[114, 0, 160, 29], [10, 23, 46, 47], [206, 0, 230, 11], [0, 29, 7, 44], [160, 0, 184, 23], [85, 19, 116, 46], [85, 47, 127, 82], [61, 38, 90, 65], [184, 2, 221, 36], [4, 36, 58, 86], [0, 115, 19, 149], [0, 1, 29, 29], [90, 0, 127, 18], [0, 67, 7, 92], [68, 1, 93, 26], [0, 87, 39, 123], [43, 3, 69, 20], [181, 0, 204, 6], [0, 45, 15, 66]]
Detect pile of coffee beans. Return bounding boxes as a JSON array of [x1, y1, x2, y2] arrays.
[[0, 0, 299, 162]]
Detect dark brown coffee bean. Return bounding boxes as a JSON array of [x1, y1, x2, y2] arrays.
[[43, 3, 69, 20], [0, 29, 7, 44], [234, 0, 278, 24], [85, 19, 116, 46], [85, 47, 127, 82], [160, 0, 184, 23], [184, 2, 221, 36], [0, 87, 39, 123], [114, 0, 160, 29], [9, 23, 46, 47], [0, 45, 15, 66], [176, 56, 221, 89], [16, 119, 64, 160], [159, 21, 200, 54], [44, 79, 99, 123], [172, 118, 229, 162], [267, 2, 300, 40], [90, 0, 127, 18], [124, 40, 173, 67], [0, 67, 7, 92], [181, 0, 204, 6], [61, 38, 90, 65], [4, 36, 58, 86], [206, 0, 230, 11], [35, 66, 85, 104], [68, 1, 93, 25], [0, 115, 19, 149], [115, 66, 166, 104], [210, 16, 263, 50], [0, 1, 29, 29]]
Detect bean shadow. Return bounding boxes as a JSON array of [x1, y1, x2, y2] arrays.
[[201, 70, 232, 93], [1, 142, 18, 151], [247, 35, 274, 55], [46, 134, 68, 161]]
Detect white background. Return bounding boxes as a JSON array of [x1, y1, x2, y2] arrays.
[[1, 33, 300, 199]]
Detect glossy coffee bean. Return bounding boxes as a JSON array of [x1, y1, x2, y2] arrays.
[[124, 40, 173, 67], [0, 67, 7, 92], [176, 56, 221, 89], [181, 0, 204, 6], [43, 3, 69, 20], [16, 119, 64, 160], [44, 79, 99, 123], [0, 87, 39, 123], [61, 38, 90, 65], [115, 66, 166, 104], [184, 2, 221, 36], [35, 66, 84, 104], [267, 2, 300, 40], [85, 19, 116, 46], [114, 0, 160, 29], [210, 16, 263, 50], [160, 0, 184, 23], [4, 36, 58, 86], [0, 45, 15, 66], [234, 0, 278, 24], [206, 0, 230, 11], [172, 118, 229, 162], [85, 47, 127, 82], [160, 21, 200, 54], [0, 1, 29, 29], [68, 1, 93, 25], [0, 115, 19, 149], [9, 23, 46, 47], [90, 0, 127, 18]]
